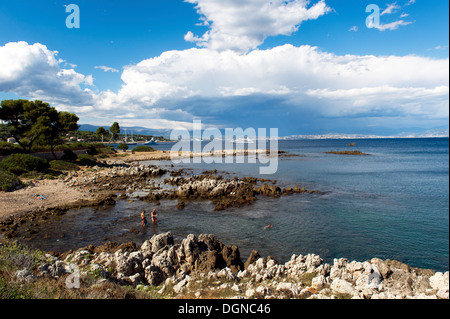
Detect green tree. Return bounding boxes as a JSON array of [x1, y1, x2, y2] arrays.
[[117, 143, 128, 151], [38, 111, 79, 159], [0, 100, 79, 156], [0, 100, 58, 152], [96, 126, 109, 143], [109, 122, 120, 144]]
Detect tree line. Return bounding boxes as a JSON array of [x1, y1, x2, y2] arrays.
[[0, 99, 121, 158]]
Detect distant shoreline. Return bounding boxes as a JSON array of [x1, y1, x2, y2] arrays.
[[106, 149, 286, 163]]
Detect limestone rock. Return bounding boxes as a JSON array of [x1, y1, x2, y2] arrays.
[[330, 279, 354, 295], [311, 275, 327, 291], [150, 232, 174, 253]]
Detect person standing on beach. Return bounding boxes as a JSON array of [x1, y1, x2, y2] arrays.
[[151, 209, 158, 223]]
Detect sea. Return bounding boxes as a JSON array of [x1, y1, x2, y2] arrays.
[[19, 138, 449, 272]]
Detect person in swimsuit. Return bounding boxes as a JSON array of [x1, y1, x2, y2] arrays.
[[141, 210, 148, 227], [151, 209, 158, 223]]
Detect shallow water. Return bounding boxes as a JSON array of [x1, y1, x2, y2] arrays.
[[17, 138, 449, 272]]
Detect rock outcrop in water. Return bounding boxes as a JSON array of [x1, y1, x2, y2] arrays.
[[63, 162, 167, 193], [162, 174, 320, 210], [37, 232, 449, 299], [58, 162, 319, 211], [164, 176, 257, 210]]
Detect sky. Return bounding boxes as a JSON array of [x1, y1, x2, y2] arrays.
[[0, 0, 448, 136]]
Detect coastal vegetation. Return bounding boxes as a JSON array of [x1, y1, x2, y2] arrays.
[[0, 153, 49, 176], [117, 143, 129, 151], [49, 160, 80, 172], [0, 99, 168, 157], [0, 99, 161, 191], [133, 145, 156, 152], [0, 170, 21, 192], [0, 99, 79, 156]]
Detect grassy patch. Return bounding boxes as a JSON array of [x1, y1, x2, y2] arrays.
[[133, 146, 156, 153], [77, 154, 97, 166], [0, 276, 34, 299], [300, 272, 318, 287], [49, 160, 80, 171]]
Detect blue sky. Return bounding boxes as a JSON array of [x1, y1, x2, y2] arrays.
[[0, 0, 448, 136]]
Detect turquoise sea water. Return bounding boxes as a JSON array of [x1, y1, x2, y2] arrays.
[[20, 138, 449, 272]]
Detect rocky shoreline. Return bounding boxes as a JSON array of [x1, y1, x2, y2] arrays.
[[29, 232, 449, 299]]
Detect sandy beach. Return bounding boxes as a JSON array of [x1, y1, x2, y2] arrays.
[[106, 149, 276, 163], [0, 179, 91, 221]]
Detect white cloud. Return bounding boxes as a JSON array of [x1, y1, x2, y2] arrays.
[[184, 0, 331, 52], [429, 45, 449, 51], [381, 2, 401, 16], [94, 44, 449, 120], [348, 26, 358, 32], [1, 42, 448, 129], [0, 41, 94, 106], [370, 19, 413, 31], [372, 1, 415, 31], [94, 65, 119, 73]]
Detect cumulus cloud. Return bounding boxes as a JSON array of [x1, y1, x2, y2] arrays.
[[184, 0, 331, 52], [0, 41, 94, 107], [96, 44, 449, 121], [1, 42, 448, 131]]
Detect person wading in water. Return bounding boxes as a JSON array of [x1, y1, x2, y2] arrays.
[[151, 209, 158, 224], [141, 210, 149, 227]]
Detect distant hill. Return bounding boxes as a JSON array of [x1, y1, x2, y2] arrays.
[[396, 126, 449, 138], [280, 126, 449, 140], [78, 124, 449, 140], [79, 124, 173, 138]]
